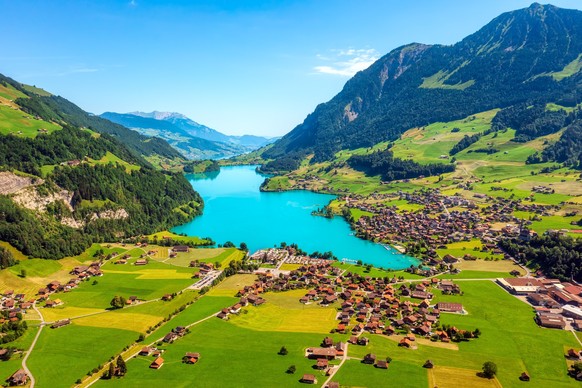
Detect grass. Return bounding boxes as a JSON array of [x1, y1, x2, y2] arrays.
[[279, 263, 303, 271], [420, 69, 475, 90], [349, 208, 373, 221], [205, 274, 258, 297], [0, 241, 29, 261], [87, 151, 140, 173], [0, 104, 61, 138], [228, 289, 338, 334], [156, 247, 243, 268], [333, 359, 428, 388], [27, 323, 138, 388], [332, 262, 424, 279], [147, 231, 210, 245], [436, 240, 504, 261], [436, 270, 519, 279], [429, 365, 502, 388], [95, 318, 333, 388], [549, 53, 582, 81]]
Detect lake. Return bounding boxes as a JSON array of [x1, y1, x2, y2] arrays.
[[172, 165, 417, 269]]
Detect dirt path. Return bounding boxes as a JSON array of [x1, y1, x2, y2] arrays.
[[22, 302, 45, 388]]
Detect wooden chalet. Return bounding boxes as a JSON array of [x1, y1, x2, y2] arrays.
[[6, 369, 28, 386], [184, 352, 200, 364], [301, 374, 317, 384], [150, 357, 164, 369]]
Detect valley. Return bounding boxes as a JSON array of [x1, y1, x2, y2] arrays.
[[1, 2, 582, 387]]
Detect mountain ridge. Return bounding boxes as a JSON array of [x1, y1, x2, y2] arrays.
[[101, 111, 278, 159], [263, 3, 582, 171]]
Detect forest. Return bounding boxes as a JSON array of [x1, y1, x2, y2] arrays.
[[347, 149, 455, 181], [499, 234, 582, 282]]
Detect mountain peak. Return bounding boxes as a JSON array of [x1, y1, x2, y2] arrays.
[[129, 111, 188, 121]]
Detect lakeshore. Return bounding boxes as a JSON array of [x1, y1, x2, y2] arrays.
[[172, 165, 418, 270]]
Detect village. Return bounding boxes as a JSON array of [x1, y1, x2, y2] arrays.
[[0, 238, 581, 386], [344, 188, 564, 256]]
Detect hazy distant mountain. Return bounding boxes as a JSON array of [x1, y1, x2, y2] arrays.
[[263, 3, 582, 171], [101, 111, 278, 159]]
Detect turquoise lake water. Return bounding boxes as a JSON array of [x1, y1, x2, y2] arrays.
[[172, 165, 417, 269]]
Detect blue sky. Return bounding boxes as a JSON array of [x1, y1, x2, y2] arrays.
[[1, 0, 581, 136]]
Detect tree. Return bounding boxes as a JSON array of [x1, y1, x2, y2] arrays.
[[223, 241, 235, 248], [137, 333, 145, 342], [116, 355, 127, 376], [107, 362, 115, 379], [286, 365, 296, 374], [20, 269, 27, 278], [239, 242, 248, 251], [110, 296, 126, 309], [278, 346, 288, 355], [482, 361, 497, 378], [473, 328, 481, 338]]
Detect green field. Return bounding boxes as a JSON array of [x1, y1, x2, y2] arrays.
[[27, 324, 139, 388], [96, 319, 332, 388], [87, 151, 140, 172], [0, 104, 61, 138]]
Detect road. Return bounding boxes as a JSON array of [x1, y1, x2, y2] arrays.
[[22, 301, 45, 388]]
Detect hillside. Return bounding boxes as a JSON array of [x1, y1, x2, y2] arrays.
[[0, 74, 203, 260], [101, 111, 277, 159], [263, 3, 582, 171]]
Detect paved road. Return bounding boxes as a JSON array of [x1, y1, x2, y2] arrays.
[[22, 301, 45, 388]]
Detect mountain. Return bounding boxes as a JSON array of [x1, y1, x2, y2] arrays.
[[263, 3, 582, 171], [101, 111, 278, 159], [0, 73, 203, 260]]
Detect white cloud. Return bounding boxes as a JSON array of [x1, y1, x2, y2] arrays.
[[313, 48, 379, 77]]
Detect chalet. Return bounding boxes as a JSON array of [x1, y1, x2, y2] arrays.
[[327, 383, 340, 388], [38, 288, 49, 296], [115, 259, 127, 265], [162, 294, 174, 301], [173, 245, 190, 253], [423, 360, 434, 369], [322, 337, 334, 348], [567, 348, 581, 360], [519, 372, 530, 382], [51, 319, 71, 329], [163, 332, 178, 343], [536, 312, 566, 329], [436, 302, 463, 313], [183, 352, 200, 364], [301, 374, 317, 384], [308, 348, 337, 360], [3, 290, 13, 297], [363, 353, 376, 364], [217, 312, 228, 320], [135, 259, 148, 266], [411, 291, 432, 300], [348, 336, 358, 344], [6, 369, 28, 386], [139, 346, 153, 356], [229, 304, 242, 314], [375, 360, 388, 369], [315, 359, 328, 370], [357, 337, 369, 346], [321, 294, 338, 305], [399, 338, 413, 348], [150, 357, 164, 369], [47, 281, 61, 292], [70, 266, 88, 275]]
